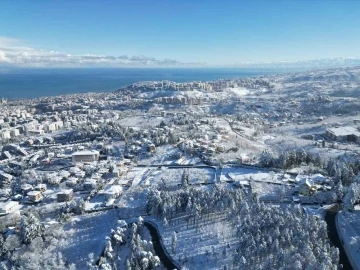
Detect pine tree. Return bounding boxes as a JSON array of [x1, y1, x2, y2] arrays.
[[259, 149, 274, 167], [20, 213, 41, 244], [334, 180, 344, 201]]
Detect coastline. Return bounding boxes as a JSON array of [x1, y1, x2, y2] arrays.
[[0, 67, 287, 100]]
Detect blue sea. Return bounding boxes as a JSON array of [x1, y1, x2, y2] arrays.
[[0, 68, 290, 99]]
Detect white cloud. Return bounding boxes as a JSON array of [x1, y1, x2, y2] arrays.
[[0, 36, 202, 67]]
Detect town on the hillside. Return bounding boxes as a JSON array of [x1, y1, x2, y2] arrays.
[[2, 67, 360, 269]]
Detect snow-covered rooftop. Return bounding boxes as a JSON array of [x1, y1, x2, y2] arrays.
[[72, 150, 99, 156], [327, 126, 360, 137]]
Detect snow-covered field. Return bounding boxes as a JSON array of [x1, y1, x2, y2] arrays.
[[221, 166, 287, 184], [337, 210, 360, 269], [225, 87, 250, 97], [151, 167, 215, 187], [60, 210, 119, 269], [159, 211, 238, 269]]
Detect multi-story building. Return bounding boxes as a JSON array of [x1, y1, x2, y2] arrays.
[[72, 150, 100, 163]]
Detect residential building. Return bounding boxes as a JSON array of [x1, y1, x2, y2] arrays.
[[34, 184, 47, 192], [0, 172, 13, 188], [10, 129, 20, 137], [102, 185, 122, 200], [1, 130, 11, 140], [27, 191, 43, 202], [72, 150, 100, 163], [0, 201, 19, 215], [326, 126, 360, 143], [83, 179, 98, 190], [298, 179, 317, 196], [57, 190, 74, 202]]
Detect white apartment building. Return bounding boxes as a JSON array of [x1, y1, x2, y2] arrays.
[[0, 201, 19, 214], [72, 150, 100, 163], [1, 130, 11, 140]]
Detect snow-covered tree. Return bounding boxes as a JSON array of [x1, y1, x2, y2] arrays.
[[104, 239, 113, 260], [20, 213, 42, 245], [334, 180, 344, 201], [259, 149, 274, 167], [343, 182, 360, 210], [171, 231, 177, 254]]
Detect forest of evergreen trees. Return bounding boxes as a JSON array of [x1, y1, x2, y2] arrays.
[[147, 186, 339, 269]]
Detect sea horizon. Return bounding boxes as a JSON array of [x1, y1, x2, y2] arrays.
[[0, 67, 304, 100]]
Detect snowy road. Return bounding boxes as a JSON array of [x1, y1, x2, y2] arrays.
[[144, 221, 180, 270], [325, 206, 352, 269]]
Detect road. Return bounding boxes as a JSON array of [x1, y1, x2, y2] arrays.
[[144, 221, 179, 270], [325, 205, 352, 270]]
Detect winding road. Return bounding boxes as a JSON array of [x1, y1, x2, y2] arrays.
[[325, 205, 352, 269], [144, 221, 179, 270]]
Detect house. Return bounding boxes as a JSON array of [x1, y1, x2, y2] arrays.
[[18, 148, 28, 156], [0, 172, 13, 188], [298, 179, 317, 196], [98, 168, 109, 175], [326, 126, 360, 143], [44, 122, 57, 132], [83, 179, 98, 190], [1, 130, 11, 140], [57, 190, 74, 202], [310, 174, 329, 185], [33, 137, 44, 144], [0, 201, 19, 215], [10, 129, 20, 137], [102, 185, 122, 200], [34, 183, 47, 192], [21, 184, 33, 194], [75, 170, 86, 178], [113, 168, 120, 177], [25, 138, 34, 146], [27, 129, 44, 135], [27, 191, 43, 202], [239, 155, 250, 164], [66, 177, 78, 187], [147, 143, 156, 152], [48, 176, 62, 185], [60, 171, 71, 179]]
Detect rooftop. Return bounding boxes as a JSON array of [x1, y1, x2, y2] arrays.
[[0, 200, 19, 208], [327, 126, 360, 137], [58, 189, 73, 195], [72, 150, 99, 156]]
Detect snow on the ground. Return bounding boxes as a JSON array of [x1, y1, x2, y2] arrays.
[[117, 115, 163, 128], [302, 205, 325, 219], [154, 211, 237, 270], [110, 222, 165, 270], [138, 145, 181, 165], [337, 210, 360, 269], [151, 167, 215, 187], [60, 210, 119, 269], [252, 181, 292, 198], [116, 185, 149, 210], [126, 167, 149, 186], [221, 166, 283, 184], [225, 87, 250, 96], [85, 194, 106, 210]]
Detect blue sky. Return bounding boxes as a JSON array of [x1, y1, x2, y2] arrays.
[[1, 0, 360, 66]]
